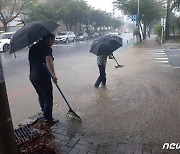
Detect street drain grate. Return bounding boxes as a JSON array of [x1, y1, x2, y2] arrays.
[[14, 125, 39, 145]]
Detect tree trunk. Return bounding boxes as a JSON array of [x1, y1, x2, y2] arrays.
[[3, 22, 8, 32], [69, 24, 72, 31], [143, 24, 147, 40], [165, 0, 171, 39], [65, 24, 69, 31]]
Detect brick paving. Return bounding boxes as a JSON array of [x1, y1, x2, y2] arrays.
[[51, 122, 179, 154]]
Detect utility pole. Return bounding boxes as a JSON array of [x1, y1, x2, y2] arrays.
[[0, 55, 18, 154], [137, 0, 140, 23], [165, 0, 171, 39], [137, 0, 142, 42]]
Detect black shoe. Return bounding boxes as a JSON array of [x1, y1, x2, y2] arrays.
[[45, 118, 59, 125]]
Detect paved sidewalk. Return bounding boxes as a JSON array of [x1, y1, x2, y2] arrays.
[[51, 122, 163, 154]]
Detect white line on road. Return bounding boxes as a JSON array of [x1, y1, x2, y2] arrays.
[[53, 44, 75, 47], [53, 42, 87, 47], [154, 60, 169, 63], [172, 67, 180, 69], [154, 57, 168, 60], [152, 53, 166, 55], [149, 49, 164, 52]]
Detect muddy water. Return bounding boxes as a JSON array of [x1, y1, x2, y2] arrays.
[[53, 45, 180, 145]]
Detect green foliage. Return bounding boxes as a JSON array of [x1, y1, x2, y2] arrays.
[[115, 0, 165, 25], [155, 24, 163, 40], [172, 0, 180, 9], [111, 18, 123, 30], [115, 0, 165, 40], [23, 0, 123, 31]]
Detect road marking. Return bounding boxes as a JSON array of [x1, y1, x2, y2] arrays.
[[172, 67, 180, 69], [152, 53, 166, 55], [154, 57, 168, 60], [53, 44, 75, 47], [53, 42, 87, 47], [150, 49, 165, 52], [154, 60, 169, 63]]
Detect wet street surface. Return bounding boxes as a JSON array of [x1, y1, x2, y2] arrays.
[[1, 35, 180, 153]]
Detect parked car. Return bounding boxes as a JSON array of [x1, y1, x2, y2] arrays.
[[0, 32, 15, 53], [75, 32, 88, 41], [88, 32, 100, 39], [55, 31, 76, 43], [107, 32, 119, 36]]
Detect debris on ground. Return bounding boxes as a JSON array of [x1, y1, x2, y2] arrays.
[[16, 116, 56, 154]]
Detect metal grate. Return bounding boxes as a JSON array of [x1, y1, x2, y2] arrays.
[[14, 125, 39, 145]]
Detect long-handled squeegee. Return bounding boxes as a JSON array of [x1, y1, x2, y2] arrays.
[[43, 63, 82, 121], [112, 55, 124, 69]]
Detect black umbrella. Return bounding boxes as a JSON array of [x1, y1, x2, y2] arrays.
[[90, 35, 123, 56], [90, 35, 124, 68], [10, 20, 59, 53]]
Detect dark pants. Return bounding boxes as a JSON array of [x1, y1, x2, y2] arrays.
[[94, 65, 106, 87], [30, 78, 53, 121]]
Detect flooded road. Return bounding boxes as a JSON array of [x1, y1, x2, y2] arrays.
[[2, 35, 180, 145]]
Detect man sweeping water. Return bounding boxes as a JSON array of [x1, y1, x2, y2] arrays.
[[90, 35, 124, 88], [94, 54, 114, 88], [28, 33, 59, 124]]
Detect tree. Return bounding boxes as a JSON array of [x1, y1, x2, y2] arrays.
[[23, 0, 55, 23], [0, 0, 26, 32], [115, 0, 165, 40], [23, 0, 123, 32], [165, 0, 180, 39], [111, 18, 123, 31], [89, 9, 107, 33], [172, 0, 180, 8]]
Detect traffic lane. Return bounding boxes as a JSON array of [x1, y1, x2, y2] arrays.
[[165, 49, 180, 67], [52, 33, 133, 56], [52, 41, 92, 56]]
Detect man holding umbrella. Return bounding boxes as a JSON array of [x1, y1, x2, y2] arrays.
[[29, 33, 59, 124], [90, 35, 123, 88], [10, 20, 60, 124], [94, 54, 114, 88]]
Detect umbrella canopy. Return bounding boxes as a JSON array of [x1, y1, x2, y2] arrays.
[[10, 20, 59, 53], [90, 35, 123, 56]]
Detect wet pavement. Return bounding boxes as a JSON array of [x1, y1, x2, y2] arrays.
[[3, 34, 180, 153], [41, 36, 180, 154]]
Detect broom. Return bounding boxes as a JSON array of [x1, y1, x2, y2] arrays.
[[43, 63, 82, 121]]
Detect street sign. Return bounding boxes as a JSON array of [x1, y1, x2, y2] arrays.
[[131, 15, 137, 21]]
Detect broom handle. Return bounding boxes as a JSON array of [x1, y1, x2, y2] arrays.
[[112, 55, 120, 65], [55, 84, 72, 109], [43, 63, 72, 110]]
